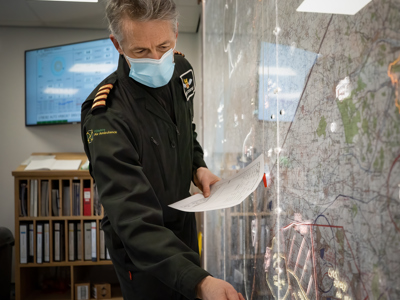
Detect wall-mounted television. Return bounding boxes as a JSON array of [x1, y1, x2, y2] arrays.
[[25, 38, 120, 126]]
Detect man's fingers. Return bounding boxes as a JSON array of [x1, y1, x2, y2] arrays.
[[197, 277, 243, 300], [203, 184, 211, 197], [196, 182, 203, 193], [226, 288, 241, 300], [195, 168, 221, 198], [203, 178, 219, 198], [210, 178, 220, 185]]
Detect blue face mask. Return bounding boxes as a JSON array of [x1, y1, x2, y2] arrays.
[[125, 48, 175, 88]]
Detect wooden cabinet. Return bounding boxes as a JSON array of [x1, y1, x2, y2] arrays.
[[13, 153, 122, 300]]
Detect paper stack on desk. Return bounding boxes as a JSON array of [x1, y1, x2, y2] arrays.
[[21, 155, 56, 165], [24, 158, 81, 171]]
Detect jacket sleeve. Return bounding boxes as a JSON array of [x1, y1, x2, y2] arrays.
[[82, 109, 210, 299]]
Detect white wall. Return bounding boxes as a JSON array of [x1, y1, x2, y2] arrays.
[[0, 26, 200, 282]]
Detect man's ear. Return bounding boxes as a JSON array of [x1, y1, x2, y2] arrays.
[[176, 22, 179, 39], [110, 34, 124, 55]]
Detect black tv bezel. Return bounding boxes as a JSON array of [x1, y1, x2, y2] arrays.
[[24, 37, 112, 127]]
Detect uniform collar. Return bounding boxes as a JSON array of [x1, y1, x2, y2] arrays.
[[117, 54, 131, 82], [117, 54, 146, 99]]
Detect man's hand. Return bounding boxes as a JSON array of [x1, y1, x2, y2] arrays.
[[193, 168, 221, 197], [196, 276, 245, 300]]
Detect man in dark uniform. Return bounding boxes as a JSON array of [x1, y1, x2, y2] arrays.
[[81, 0, 245, 299]]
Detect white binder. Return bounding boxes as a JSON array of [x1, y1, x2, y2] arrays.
[[99, 229, 105, 260], [54, 222, 61, 261], [30, 180, 38, 217], [37, 224, 43, 264], [44, 223, 50, 262], [29, 223, 34, 257], [20, 224, 28, 264], [84, 222, 91, 261], [91, 221, 97, 262], [69, 223, 75, 261], [77, 223, 82, 260]]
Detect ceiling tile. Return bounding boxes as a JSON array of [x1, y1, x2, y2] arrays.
[[0, 0, 200, 33], [177, 4, 201, 32], [175, 0, 199, 6], [44, 12, 108, 29], [26, 1, 105, 23], [0, 0, 43, 24]]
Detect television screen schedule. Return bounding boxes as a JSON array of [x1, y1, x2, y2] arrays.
[[25, 39, 119, 125]]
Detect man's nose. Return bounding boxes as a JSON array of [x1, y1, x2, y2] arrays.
[[148, 50, 163, 60]]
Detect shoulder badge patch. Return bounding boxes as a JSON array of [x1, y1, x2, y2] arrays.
[[92, 84, 114, 110], [86, 130, 94, 144], [180, 69, 195, 101], [174, 50, 185, 57]]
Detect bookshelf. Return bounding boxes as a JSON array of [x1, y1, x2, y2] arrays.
[[13, 153, 122, 300], [211, 160, 273, 297]]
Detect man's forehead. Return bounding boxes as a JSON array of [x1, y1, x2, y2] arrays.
[[120, 18, 175, 48]]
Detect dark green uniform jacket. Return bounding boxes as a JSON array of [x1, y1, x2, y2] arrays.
[[81, 54, 210, 300]]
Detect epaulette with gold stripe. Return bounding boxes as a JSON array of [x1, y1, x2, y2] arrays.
[[91, 83, 114, 110], [174, 50, 185, 57]]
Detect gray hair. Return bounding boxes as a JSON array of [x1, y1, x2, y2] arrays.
[[105, 0, 179, 43]]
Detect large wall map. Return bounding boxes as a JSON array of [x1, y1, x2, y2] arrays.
[[202, 0, 400, 299]]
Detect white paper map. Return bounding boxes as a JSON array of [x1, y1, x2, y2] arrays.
[[170, 155, 264, 212]]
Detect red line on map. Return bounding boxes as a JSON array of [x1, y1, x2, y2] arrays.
[[281, 222, 369, 299], [321, 272, 329, 284], [344, 232, 369, 299], [282, 222, 344, 230], [310, 225, 319, 300]]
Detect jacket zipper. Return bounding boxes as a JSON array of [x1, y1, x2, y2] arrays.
[[151, 137, 169, 191]]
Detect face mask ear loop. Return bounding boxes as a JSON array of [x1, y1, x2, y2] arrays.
[[172, 44, 177, 63]]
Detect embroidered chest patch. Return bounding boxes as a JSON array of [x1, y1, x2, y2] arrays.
[[180, 69, 196, 101]]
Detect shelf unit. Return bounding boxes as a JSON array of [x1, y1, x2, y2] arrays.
[[225, 203, 272, 297], [13, 153, 122, 300], [214, 164, 273, 297]]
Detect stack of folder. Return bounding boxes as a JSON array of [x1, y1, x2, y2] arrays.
[[40, 181, 49, 217], [72, 182, 80, 216]]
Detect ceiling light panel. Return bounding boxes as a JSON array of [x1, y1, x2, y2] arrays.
[[297, 0, 372, 15]]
